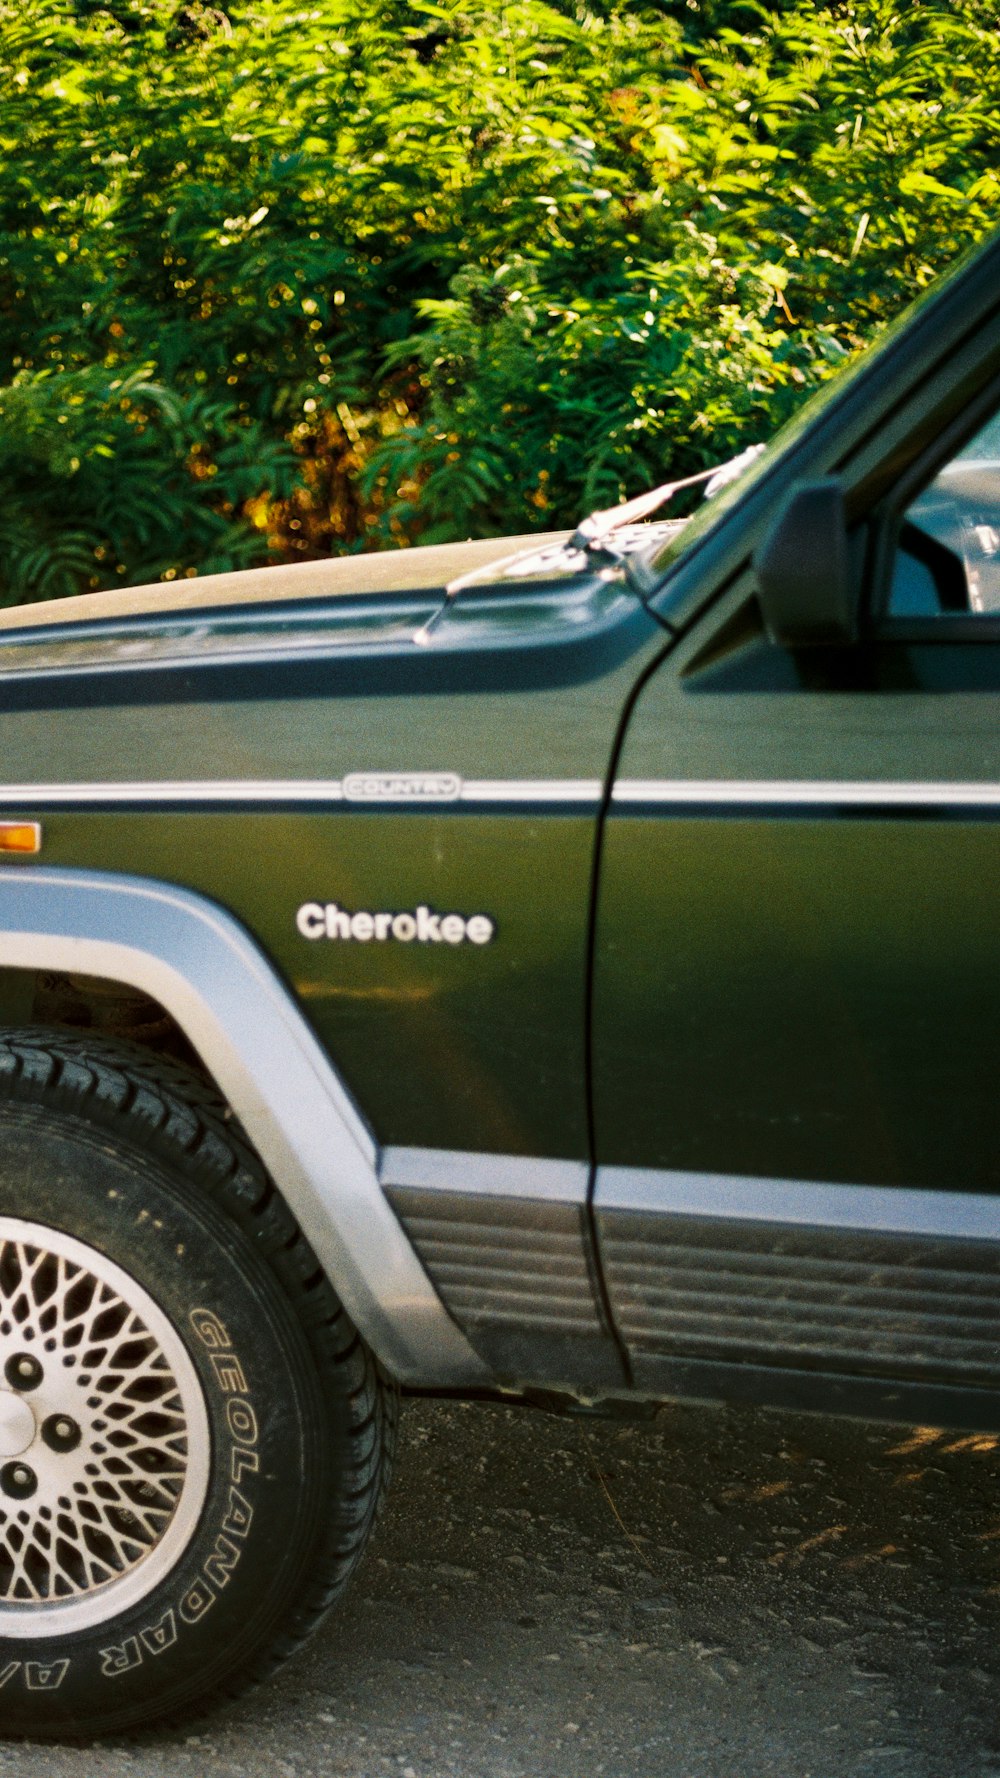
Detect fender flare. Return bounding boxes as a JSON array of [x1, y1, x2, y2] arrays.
[[0, 866, 488, 1386]]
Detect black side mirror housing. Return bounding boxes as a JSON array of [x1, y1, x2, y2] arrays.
[[753, 479, 858, 646]]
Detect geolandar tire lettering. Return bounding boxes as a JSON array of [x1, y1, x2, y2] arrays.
[[96, 1310, 257, 1680], [0, 1032, 394, 1739]]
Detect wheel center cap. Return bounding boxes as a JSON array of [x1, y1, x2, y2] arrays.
[[0, 1390, 36, 1459]]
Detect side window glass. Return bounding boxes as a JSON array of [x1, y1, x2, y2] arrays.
[[887, 413, 1000, 617]]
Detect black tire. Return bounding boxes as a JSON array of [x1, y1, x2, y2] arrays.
[[0, 1029, 396, 1738]]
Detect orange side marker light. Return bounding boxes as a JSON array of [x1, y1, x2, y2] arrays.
[[0, 822, 41, 855]]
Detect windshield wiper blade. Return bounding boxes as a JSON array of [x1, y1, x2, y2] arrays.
[[566, 444, 765, 556], [427, 444, 765, 638]]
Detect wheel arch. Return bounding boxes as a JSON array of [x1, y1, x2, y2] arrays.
[[0, 866, 487, 1388]]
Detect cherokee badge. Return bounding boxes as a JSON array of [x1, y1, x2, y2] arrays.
[[296, 901, 496, 945]]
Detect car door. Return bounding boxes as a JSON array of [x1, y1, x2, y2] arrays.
[[590, 400, 1000, 1414]]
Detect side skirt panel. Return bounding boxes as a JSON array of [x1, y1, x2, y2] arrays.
[[595, 1166, 1000, 1427], [381, 1148, 626, 1391]]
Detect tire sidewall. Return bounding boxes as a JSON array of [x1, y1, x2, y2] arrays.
[[0, 1106, 335, 1735]]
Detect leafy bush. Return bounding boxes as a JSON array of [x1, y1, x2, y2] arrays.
[[0, 0, 997, 598], [0, 362, 296, 599]]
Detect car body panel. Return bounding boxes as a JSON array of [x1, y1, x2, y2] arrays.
[[593, 563, 1000, 1192], [0, 575, 664, 1158]]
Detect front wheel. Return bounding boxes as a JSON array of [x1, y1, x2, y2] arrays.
[[0, 1032, 394, 1737]]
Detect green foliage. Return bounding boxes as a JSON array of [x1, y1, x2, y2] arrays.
[[0, 363, 296, 600], [364, 250, 851, 542], [0, 0, 997, 596]]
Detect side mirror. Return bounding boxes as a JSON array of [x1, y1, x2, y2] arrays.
[[753, 479, 858, 646]]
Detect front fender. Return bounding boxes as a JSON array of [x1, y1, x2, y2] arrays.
[[0, 866, 488, 1387]]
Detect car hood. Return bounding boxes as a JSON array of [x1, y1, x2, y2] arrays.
[[0, 522, 683, 680], [0, 532, 572, 634]]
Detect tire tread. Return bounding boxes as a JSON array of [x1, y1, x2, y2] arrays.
[[0, 1026, 398, 1724]]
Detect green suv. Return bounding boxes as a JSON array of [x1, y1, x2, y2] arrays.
[[1, 228, 999, 1736]]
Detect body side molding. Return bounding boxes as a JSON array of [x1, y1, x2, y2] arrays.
[[596, 1165, 1000, 1238], [0, 867, 488, 1387], [612, 779, 1000, 808], [5, 776, 999, 811], [379, 1147, 589, 1203], [0, 778, 603, 809]]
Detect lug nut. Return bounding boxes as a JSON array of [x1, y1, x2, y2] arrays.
[[42, 1415, 81, 1454], [4, 1353, 42, 1392], [1, 1461, 37, 1499]]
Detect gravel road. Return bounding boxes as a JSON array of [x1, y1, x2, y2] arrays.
[[3, 1395, 999, 1778]]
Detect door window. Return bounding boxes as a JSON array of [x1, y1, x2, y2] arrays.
[[888, 412, 1000, 617]]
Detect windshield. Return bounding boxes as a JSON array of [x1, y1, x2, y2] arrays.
[[634, 227, 1000, 585]]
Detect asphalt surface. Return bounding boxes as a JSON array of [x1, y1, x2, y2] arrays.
[[3, 1395, 999, 1778]]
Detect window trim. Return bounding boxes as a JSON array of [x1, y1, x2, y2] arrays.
[[873, 615, 1000, 644]]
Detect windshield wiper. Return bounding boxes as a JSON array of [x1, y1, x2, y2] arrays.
[[565, 444, 765, 557], [430, 443, 764, 632]]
